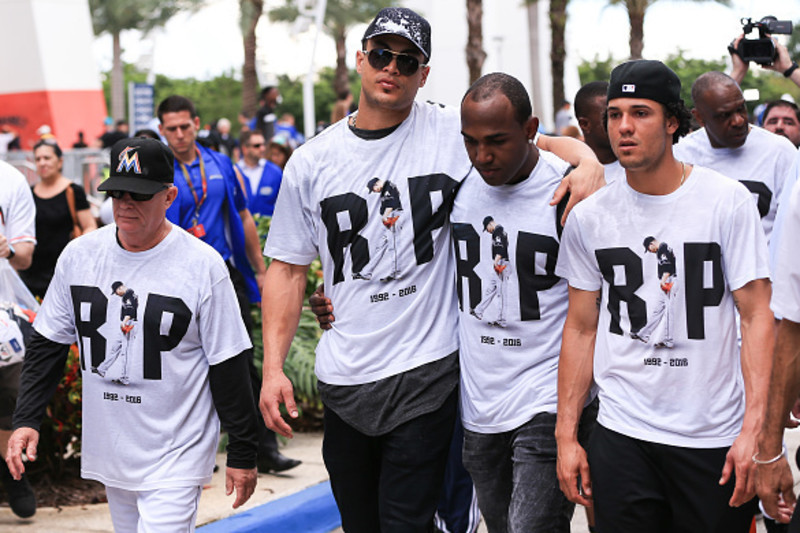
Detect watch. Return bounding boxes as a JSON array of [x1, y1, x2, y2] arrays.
[[7, 243, 15, 260], [784, 61, 799, 78]]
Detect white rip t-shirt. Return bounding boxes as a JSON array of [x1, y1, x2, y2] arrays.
[[451, 151, 570, 433], [675, 126, 795, 242], [265, 101, 472, 386], [772, 178, 800, 323], [557, 166, 769, 448], [0, 160, 36, 246], [34, 224, 251, 490]]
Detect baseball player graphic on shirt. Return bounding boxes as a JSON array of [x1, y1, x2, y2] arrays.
[[353, 177, 404, 283], [470, 216, 512, 328], [93, 281, 138, 385], [631, 236, 678, 348]]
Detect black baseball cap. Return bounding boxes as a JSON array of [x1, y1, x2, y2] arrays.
[[99, 138, 174, 195], [607, 60, 681, 106], [363, 7, 431, 60]]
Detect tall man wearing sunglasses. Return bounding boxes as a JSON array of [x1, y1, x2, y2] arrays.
[[6, 138, 258, 530], [158, 95, 300, 474], [259, 7, 603, 532]]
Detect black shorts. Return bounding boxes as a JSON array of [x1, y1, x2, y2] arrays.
[[588, 424, 756, 533], [0, 362, 22, 430]]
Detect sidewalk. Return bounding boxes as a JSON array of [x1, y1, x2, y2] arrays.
[[2, 428, 798, 532], [0, 431, 333, 533]]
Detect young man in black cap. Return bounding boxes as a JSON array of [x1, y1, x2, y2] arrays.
[[6, 138, 258, 530], [555, 59, 774, 532], [261, 6, 603, 532]]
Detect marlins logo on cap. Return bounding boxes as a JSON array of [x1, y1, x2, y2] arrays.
[[98, 137, 175, 195], [116, 146, 142, 174]]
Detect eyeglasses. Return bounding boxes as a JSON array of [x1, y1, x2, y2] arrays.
[[106, 188, 165, 202], [363, 48, 425, 76]]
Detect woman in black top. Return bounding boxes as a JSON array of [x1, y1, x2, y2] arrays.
[[19, 141, 97, 298]]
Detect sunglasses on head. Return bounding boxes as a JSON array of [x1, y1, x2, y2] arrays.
[[364, 48, 425, 76], [106, 188, 165, 202]]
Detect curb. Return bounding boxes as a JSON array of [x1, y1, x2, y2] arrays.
[[197, 481, 341, 533]]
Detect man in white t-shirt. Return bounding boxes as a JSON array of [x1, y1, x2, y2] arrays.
[[452, 72, 597, 532], [261, 7, 606, 532], [556, 60, 773, 532], [755, 178, 800, 527], [6, 138, 258, 531], [0, 161, 37, 518], [675, 71, 796, 242]]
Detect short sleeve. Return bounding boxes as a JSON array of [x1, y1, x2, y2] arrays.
[[6, 176, 36, 245], [196, 261, 251, 365], [556, 210, 603, 291], [263, 153, 319, 264], [33, 251, 78, 344], [721, 184, 770, 291], [772, 180, 800, 322], [72, 183, 90, 211]]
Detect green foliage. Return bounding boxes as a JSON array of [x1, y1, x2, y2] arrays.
[[578, 49, 800, 113], [32, 346, 83, 480], [101, 64, 361, 134], [268, 0, 390, 38], [89, 0, 205, 36], [277, 67, 362, 128], [253, 215, 324, 410], [578, 54, 616, 86], [662, 50, 726, 107]]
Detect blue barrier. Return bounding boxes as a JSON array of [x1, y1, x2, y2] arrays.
[[198, 481, 341, 533]]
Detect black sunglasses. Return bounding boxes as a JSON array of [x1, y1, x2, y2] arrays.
[[106, 188, 165, 202], [364, 48, 425, 76]]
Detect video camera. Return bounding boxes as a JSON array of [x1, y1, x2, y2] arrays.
[[730, 16, 793, 66]]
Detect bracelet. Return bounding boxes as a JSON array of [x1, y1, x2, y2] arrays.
[[6, 243, 14, 260], [784, 62, 799, 78], [752, 444, 787, 465]]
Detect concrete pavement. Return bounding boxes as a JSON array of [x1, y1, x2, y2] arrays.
[[3, 428, 799, 532]]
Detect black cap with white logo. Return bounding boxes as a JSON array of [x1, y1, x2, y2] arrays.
[[99, 138, 174, 195], [362, 7, 431, 60], [607, 60, 682, 106]]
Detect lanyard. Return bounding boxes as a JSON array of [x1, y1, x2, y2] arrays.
[[179, 147, 207, 225]]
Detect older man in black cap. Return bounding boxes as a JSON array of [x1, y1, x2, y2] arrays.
[[6, 138, 258, 531], [555, 60, 774, 532]]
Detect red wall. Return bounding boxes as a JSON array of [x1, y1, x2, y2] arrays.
[[0, 89, 107, 149]]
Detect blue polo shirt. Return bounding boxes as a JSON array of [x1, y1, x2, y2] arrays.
[[167, 146, 246, 261]]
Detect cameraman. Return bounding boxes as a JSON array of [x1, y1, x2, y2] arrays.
[[730, 34, 800, 89]]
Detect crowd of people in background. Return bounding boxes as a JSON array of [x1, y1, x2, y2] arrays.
[[5, 5, 800, 533]]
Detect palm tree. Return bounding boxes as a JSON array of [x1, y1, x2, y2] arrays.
[[241, 0, 265, 117], [270, 0, 386, 100], [526, 0, 569, 124], [466, 0, 487, 84], [609, 0, 730, 59], [89, 0, 205, 120]]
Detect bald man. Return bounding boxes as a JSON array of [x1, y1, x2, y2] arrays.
[[674, 71, 796, 244]]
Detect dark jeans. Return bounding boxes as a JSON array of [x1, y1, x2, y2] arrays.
[[589, 424, 755, 533], [462, 400, 597, 533], [322, 389, 458, 533]]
